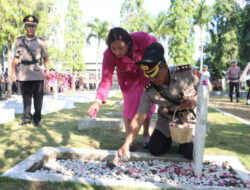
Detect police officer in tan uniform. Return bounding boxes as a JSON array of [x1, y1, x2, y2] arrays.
[[226, 60, 241, 102], [11, 15, 50, 126], [118, 43, 199, 160]]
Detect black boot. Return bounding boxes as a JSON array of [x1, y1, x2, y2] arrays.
[[236, 98, 239, 103], [230, 97, 233, 102]]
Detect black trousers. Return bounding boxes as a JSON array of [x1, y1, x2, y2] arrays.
[[247, 80, 250, 100], [229, 81, 240, 99], [0, 82, 3, 97], [19, 80, 44, 123], [148, 129, 194, 160]]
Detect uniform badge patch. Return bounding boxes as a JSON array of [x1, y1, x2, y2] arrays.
[[28, 16, 34, 21], [144, 82, 152, 92]]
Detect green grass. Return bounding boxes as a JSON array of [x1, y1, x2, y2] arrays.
[[0, 93, 249, 190], [0, 176, 182, 190], [205, 107, 250, 169]]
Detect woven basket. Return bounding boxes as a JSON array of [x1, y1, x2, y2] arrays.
[[169, 107, 194, 144]]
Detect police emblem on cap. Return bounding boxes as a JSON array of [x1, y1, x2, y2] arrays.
[[140, 65, 149, 71], [28, 16, 34, 22]]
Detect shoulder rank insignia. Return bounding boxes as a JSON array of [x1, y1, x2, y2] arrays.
[[176, 64, 191, 72], [17, 36, 25, 39], [144, 82, 152, 92], [37, 37, 44, 40]]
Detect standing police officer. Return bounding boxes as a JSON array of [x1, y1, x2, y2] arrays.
[[11, 15, 50, 126], [118, 43, 200, 160], [226, 60, 241, 102]]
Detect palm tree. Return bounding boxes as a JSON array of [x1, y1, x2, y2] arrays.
[[146, 11, 169, 43], [194, 0, 211, 72], [146, 11, 170, 60], [86, 18, 110, 81]]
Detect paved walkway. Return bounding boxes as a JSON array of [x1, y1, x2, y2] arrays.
[[0, 90, 120, 124], [1, 90, 249, 126]]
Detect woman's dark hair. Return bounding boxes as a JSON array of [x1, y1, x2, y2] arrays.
[[106, 27, 133, 51]]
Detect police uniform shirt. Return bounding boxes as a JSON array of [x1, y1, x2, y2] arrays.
[[226, 66, 241, 82], [138, 65, 199, 138], [14, 35, 48, 81]]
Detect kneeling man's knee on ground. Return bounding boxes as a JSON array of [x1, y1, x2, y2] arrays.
[[179, 142, 193, 160], [148, 129, 172, 155]]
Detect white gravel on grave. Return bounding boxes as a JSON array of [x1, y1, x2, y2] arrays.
[[34, 159, 249, 188]]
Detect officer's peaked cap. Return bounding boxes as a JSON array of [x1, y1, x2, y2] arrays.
[[136, 42, 164, 66], [136, 42, 165, 78], [23, 15, 39, 25]]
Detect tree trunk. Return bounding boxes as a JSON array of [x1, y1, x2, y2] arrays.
[[200, 27, 204, 73], [7, 33, 13, 97]]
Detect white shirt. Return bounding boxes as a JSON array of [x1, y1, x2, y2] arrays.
[[201, 71, 210, 78]]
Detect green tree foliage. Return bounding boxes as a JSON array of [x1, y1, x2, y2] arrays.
[[239, 4, 250, 65], [120, 0, 148, 32], [205, 0, 242, 79], [87, 18, 110, 80], [194, 0, 211, 72], [63, 0, 85, 73], [166, 0, 197, 66], [146, 11, 169, 43]]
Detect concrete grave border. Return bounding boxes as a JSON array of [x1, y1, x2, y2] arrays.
[[2, 147, 249, 189]]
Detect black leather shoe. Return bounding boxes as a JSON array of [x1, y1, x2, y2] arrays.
[[19, 121, 31, 126], [0, 97, 7, 100], [34, 121, 41, 127]]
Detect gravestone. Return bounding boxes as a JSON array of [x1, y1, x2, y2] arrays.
[[78, 118, 124, 130], [192, 75, 209, 177]]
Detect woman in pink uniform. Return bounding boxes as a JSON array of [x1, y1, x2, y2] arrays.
[[88, 27, 156, 150]]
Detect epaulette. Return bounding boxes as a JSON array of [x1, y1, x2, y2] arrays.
[[176, 64, 191, 72], [144, 82, 152, 92], [17, 36, 25, 39], [37, 37, 44, 41]]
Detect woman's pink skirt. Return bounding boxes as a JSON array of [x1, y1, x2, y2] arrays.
[[122, 81, 155, 120]]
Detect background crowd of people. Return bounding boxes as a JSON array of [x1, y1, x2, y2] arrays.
[[45, 69, 97, 94], [0, 67, 98, 97]]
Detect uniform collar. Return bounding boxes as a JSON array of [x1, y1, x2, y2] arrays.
[[25, 35, 37, 41], [121, 44, 140, 63], [124, 35, 140, 61], [168, 66, 177, 81]]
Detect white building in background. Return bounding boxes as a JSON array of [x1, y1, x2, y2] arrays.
[[85, 62, 119, 89]]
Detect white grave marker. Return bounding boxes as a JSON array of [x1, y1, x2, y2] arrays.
[[192, 75, 209, 177]]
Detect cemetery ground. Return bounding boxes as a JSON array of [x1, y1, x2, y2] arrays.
[[209, 96, 250, 122], [0, 93, 249, 190]]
